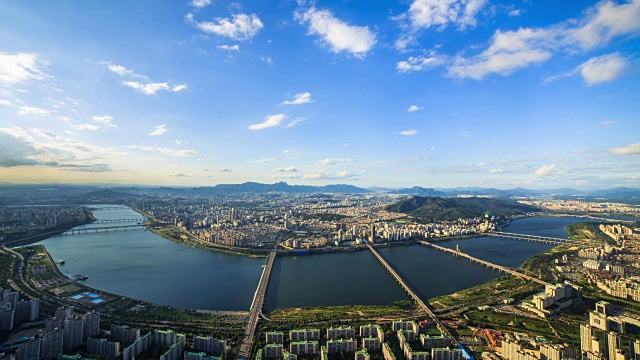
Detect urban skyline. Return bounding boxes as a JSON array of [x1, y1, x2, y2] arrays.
[[0, 0, 639, 189]]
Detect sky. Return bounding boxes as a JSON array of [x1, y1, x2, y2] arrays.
[[0, 0, 639, 189]]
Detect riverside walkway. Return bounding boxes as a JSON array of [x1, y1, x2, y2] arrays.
[[237, 251, 276, 360], [420, 241, 550, 287], [366, 244, 460, 346]]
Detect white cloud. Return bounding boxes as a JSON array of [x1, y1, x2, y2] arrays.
[[302, 171, 359, 180], [247, 157, 275, 163], [317, 158, 352, 166], [282, 92, 313, 105], [399, 129, 418, 136], [127, 145, 197, 157], [261, 56, 273, 64], [248, 114, 286, 130], [190, 0, 212, 8], [0, 126, 121, 170], [275, 166, 299, 172], [18, 106, 50, 116], [508, 9, 522, 17], [448, 28, 556, 80], [217, 44, 240, 51], [123, 81, 187, 95], [296, 7, 376, 57], [578, 53, 629, 85], [78, 123, 100, 131], [397, 53, 445, 73], [107, 65, 134, 77], [272, 174, 303, 179], [488, 168, 505, 173], [408, 105, 423, 112], [568, 0, 640, 50], [0, 52, 47, 85], [535, 164, 557, 176], [92, 114, 117, 127], [204, 168, 232, 172], [149, 124, 168, 136], [447, 0, 640, 80], [186, 13, 264, 41], [601, 120, 617, 125], [610, 143, 640, 155], [0, 99, 14, 107], [285, 117, 306, 128], [402, 0, 487, 32]]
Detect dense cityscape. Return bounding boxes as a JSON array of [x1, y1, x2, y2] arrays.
[[2, 0, 640, 359], [0, 185, 639, 360]]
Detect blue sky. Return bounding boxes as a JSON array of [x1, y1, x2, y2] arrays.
[[0, 0, 638, 189]]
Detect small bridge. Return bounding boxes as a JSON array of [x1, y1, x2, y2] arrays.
[[62, 224, 145, 235], [93, 218, 144, 224], [489, 232, 568, 245], [87, 206, 127, 210]]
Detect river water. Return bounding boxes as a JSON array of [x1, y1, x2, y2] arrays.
[[36, 208, 594, 311]]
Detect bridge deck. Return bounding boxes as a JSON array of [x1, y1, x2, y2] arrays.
[[237, 251, 276, 360], [420, 241, 550, 286], [366, 244, 460, 347]]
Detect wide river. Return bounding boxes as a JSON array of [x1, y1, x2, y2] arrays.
[[36, 207, 593, 311]]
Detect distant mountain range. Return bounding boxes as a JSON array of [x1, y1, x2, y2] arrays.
[[144, 182, 371, 195], [1, 181, 639, 203], [385, 196, 541, 222]]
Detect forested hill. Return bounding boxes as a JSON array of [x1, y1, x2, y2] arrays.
[[385, 196, 540, 222]]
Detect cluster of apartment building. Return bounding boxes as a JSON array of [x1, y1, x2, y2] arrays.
[[257, 325, 388, 360], [599, 225, 635, 243], [0, 307, 226, 360], [0, 206, 91, 238], [0, 288, 39, 331], [517, 200, 639, 215], [580, 301, 640, 360], [394, 321, 463, 360]]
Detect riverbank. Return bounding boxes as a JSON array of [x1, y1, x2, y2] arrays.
[[1, 208, 96, 247]]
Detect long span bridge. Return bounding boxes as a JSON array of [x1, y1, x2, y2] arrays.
[[420, 241, 550, 287], [86, 206, 128, 210], [488, 232, 568, 245], [237, 251, 276, 360], [366, 244, 460, 347], [93, 218, 144, 224], [62, 224, 145, 235]]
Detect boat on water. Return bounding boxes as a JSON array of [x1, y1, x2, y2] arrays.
[[73, 274, 88, 281], [58, 260, 65, 265]]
